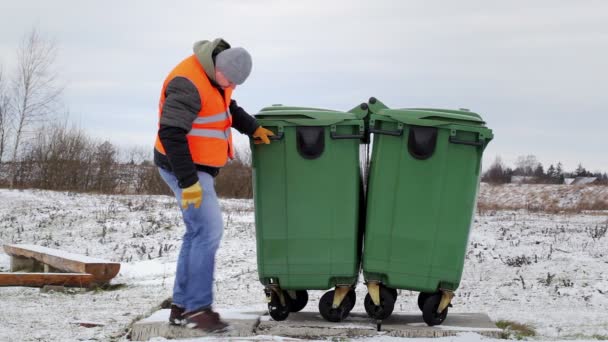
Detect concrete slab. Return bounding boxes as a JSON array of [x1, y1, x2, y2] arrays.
[[129, 308, 263, 341], [256, 311, 503, 339], [131, 309, 502, 340]]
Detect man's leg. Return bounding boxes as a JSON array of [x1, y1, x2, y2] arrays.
[[158, 168, 226, 332], [157, 167, 189, 309], [180, 171, 224, 312]]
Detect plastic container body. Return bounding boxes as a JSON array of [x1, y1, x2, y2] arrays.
[[363, 105, 493, 292], [252, 106, 365, 289]]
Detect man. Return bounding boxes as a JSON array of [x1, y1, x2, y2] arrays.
[[154, 38, 273, 332]]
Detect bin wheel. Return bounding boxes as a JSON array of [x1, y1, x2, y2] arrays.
[[363, 286, 396, 320], [288, 290, 308, 312], [345, 288, 357, 313], [417, 292, 434, 311], [319, 290, 352, 322], [387, 287, 398, 300], [268, 290, 291, 321], [422, 293, 448, 326]]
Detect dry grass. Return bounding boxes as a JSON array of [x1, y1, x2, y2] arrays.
[[496, 320, 536, 339], [477, 184, 608, 214]]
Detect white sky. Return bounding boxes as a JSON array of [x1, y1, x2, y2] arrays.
[[1, 0, 607, 172]]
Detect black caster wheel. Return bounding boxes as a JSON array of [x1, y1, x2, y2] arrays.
[[268, 289, 291, 321], [387, 287, 398, 300], [288, 290, 308, 312], [417, 292, 433, 311], [345, 288, 357, 313], [422, 293, 448, 326], [319, 290, 352, 322], [363, 286, 396, 320]]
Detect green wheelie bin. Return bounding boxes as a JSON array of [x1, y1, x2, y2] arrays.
[[251, 104, 366, 322], [361, 98, 493, 326]]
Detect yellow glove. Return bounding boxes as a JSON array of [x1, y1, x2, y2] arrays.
[[181, 181, 203, 209], [253, 126, 275, 145]]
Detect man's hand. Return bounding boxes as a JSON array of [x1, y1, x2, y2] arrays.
[[253, 126, 275, 144], [181, 181, 203, 209]]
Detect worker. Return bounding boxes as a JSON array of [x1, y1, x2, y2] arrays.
[[154, 38, 274, 333]]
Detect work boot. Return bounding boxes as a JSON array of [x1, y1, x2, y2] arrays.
[[185, 308, 229, 333], [169, 304, 185, 326]]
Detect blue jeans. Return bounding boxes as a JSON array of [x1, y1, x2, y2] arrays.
[[158, 167, 224, 313]]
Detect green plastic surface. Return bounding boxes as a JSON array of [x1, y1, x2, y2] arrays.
[[251, 105, 363, 289], [362, 106, 493, 292]]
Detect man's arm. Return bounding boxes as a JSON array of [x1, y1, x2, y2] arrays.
[[158, 77, 200, 188], [230, 99, 259, 135]]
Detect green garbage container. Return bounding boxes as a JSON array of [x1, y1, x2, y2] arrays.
[[251, 104, 366, 322], [361, 98, 493, 326]]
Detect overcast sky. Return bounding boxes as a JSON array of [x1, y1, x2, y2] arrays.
[[1, 0, 607, 172]]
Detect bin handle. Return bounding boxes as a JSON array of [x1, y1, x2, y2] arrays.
[[270, 132, 284, 140], [448, 136, 483, 147], [330, 131, 365, 140], [369, 126, 403, 136], [254, 132, 284, 143]]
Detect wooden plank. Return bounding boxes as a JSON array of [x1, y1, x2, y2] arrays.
[[3, 244, 120, 285], [3, 244, 110, 263], [0, 273, 93, 287]]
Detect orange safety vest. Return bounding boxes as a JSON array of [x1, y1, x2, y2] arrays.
[[155, 55, 234, 167]]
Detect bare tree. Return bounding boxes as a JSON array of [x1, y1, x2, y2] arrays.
[[0, 67, 10, 164], [9, 28, 63, 188], [120, 145, 150, 165], [115, 145, 151, 193], [514, 155, 540, 176], [482, 156, 512, 184], [93, 141, 118, 192], [20, 120, 91, 190]]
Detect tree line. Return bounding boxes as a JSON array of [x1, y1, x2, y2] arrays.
[[481, 155, 608, 185], [0, 120, 253, 197]]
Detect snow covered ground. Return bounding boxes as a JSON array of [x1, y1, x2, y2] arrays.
[[0, 185, 607, 341]]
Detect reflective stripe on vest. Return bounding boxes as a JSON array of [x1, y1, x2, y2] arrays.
[[192, 111, 230, 125], [189, 127, 232, 139]]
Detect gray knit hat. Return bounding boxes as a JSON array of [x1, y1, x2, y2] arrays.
[[215, 47, 252, 85]]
